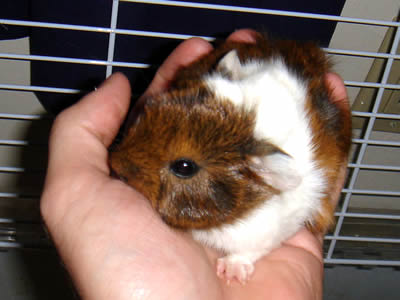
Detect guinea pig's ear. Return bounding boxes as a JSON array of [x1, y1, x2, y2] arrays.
[[252, 152, 302, 191], [216, 50, 242, 80]]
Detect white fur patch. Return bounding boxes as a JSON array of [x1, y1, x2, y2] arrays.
[[199, 57, 326, 266], [205, 77, 243, 106]]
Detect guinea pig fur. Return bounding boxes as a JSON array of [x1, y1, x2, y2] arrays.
[[109, 32, 352, 283]]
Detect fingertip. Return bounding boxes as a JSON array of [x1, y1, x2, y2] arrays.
[[98, 72, 131, 102], [53, 72, 132, 149], [227, 29, 259, 43], [181, 37, 214, 59]]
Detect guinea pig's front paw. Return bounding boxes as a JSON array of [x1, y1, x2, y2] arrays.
[[216, 254, 255, 285]]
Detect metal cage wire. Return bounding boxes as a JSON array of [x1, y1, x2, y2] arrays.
[[0, 0, 399, 267]]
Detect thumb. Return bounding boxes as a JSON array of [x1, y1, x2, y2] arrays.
[[46, 72, 131, 182], [57, 72, 131, 147]]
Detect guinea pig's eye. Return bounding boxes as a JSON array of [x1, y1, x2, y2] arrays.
[[169, 159, 199, 179]]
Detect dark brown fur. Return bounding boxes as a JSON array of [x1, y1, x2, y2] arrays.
[[110, 85, 280, 229]]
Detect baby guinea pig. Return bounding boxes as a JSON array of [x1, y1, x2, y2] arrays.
[[109, 32, 352, 284]]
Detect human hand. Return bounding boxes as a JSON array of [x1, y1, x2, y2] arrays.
[[40, 29, 349, 300]]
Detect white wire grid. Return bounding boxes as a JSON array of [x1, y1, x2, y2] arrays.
[[0, 0, 400, 267]]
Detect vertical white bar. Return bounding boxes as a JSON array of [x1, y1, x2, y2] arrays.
[[326, 24, 400, 260], [106, 0, 120, 77]]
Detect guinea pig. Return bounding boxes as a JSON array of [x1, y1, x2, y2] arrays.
[[109, 32, 352, 284]]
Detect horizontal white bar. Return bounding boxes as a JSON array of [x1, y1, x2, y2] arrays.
[[0, 139, 30, 146], [0, 18, 112, 33], [0, 19, 213, 40], [0, 218, 17, 223], [0, 83, 82, 94], [0, 167, 26, 173], [352, 139, 400, 147], [334, 212, 400, 220], [1, 49, 396, 64], [0, 139, 47, 146], [0, 192, 40, 199], [325, 47, 400, 60], [2, 51, 399, 70], [0, 241, 24, 248], [324, 258, 400, 266], [123, 0, 400, 27], [0, 218, 42, 224], [325, 235, 400, 243], [0, 166, 45, 173], [2, 23, 399, 63], [342, 189, 400, 197], [0, 113, 50, 120], [352, 111, 400, 120], [344, 80, 400, 89], [347, 163, 400, 171], [2, 80, 397, 98], [115, 27, 213, 40], [0, 52, 150, 68], [0, 240, 49, 249]]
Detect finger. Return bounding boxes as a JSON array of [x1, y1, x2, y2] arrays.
[[47, 73, 131, 176], [143, 37, 213, 96], [325, 73, 350, 207], [227, 29, 258, 42], [325, 72, 349, 110], [144, 29, 258, 98]]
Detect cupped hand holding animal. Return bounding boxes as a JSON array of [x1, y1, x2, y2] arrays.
[[41, 29, 348, 300]]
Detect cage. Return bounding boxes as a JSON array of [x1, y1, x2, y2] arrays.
[[1, 1, 400, 299]]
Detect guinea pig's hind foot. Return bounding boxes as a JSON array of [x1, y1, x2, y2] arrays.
[[216, 254, 255, 285]]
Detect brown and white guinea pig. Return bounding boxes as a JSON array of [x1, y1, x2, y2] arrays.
[[109, 32, 352, 283]]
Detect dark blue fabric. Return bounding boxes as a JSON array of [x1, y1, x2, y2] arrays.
[[1, 0, 345, 114], [0, 0, 30, 39]]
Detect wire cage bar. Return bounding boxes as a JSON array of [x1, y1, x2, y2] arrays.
[[1, 0, 400, 268]]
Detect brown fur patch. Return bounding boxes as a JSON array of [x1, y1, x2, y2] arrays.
[[109, 85, 280, 229]]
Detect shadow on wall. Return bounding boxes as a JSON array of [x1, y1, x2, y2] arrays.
[[0, 249, 77, 300], [0, 112, 78, 300], [2, 111, 53, 221]]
